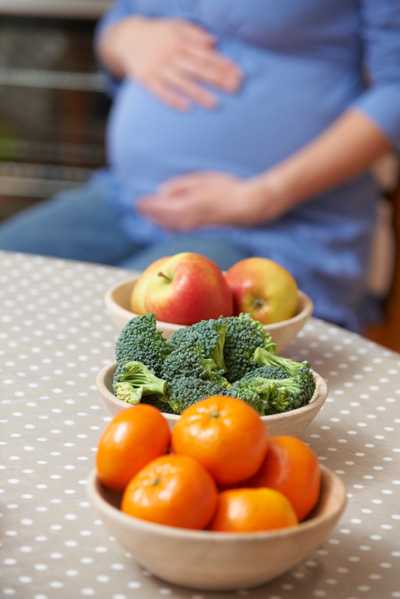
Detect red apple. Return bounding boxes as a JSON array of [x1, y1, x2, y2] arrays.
[[225, 258, 299, 324], [131, 257, 169, 314], [132, 252, 233, 325]]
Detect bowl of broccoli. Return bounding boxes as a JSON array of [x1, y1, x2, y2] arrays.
[[105, 276, 313, 352], [96, 313, 328, 436]]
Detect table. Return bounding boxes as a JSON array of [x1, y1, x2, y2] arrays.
[[1, 251, 399, 599]]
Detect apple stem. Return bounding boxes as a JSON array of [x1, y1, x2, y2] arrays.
[[157, 271, 172, 283]]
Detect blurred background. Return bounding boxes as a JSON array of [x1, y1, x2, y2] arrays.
[[0, 0, 399, 350], [0, 0, 110, 217]]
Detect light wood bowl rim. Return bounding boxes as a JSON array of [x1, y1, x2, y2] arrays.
[[104, 276, 314, 332], [96, 362, 328, 424], [87, 466, 347, 541]]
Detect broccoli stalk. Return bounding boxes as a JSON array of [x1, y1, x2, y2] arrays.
[[113, 361, 167, 405], [254, 347, 307, 375]]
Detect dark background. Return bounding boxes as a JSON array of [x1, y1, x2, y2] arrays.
[[0, 5, 110, 219]]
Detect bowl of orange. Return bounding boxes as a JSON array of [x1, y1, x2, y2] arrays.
[[96, 361, 328, 436], [88, 399, 346, 591]]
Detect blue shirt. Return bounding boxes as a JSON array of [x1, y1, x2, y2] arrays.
[[97, 0, 400, 329]]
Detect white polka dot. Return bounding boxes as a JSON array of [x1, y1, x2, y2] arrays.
[[128, 581, 141, 589], [34, 564, 48, 571]]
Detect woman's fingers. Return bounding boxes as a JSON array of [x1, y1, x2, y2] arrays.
[[183, 46, 242, 91], [177, 21, 216, 47], [159, 172, 217, 195], [145, 77, 190, 111], [137, 193, 204, 230], [137, 196, 185, 228], [162, 69, 217, 108]]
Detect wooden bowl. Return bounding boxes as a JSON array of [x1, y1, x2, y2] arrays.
[[104, 277, 313, 352], [87, 466, 346, 591], [96, 363, 328, 436]]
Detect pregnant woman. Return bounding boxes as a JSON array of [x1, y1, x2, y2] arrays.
[[1, 1, 399, 330]]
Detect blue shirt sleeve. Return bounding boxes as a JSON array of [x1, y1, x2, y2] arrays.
[[95, 0, 138, 95], [353, 1, 400, 149]]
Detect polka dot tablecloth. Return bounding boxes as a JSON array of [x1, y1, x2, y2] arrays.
[[1, 251, 400, 599]]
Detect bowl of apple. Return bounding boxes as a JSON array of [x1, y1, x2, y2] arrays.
[[105, 253, 313, 351]]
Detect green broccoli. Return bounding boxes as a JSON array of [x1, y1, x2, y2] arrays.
[[165, 376, 227, 414], [268, 373, 314, 410], [227, 378, 270, 414], [169, 319, 227, 371], [142, 396, 175, 414], [219, 312, 276, 382], [115, 314, 171, 376], [113, 360, 167, 405], [240, 365, 289, 381], [229, 348, 316, 413], [161, 342, 221, 383], [254, 346, 309, 375], [253, 347, 316, 404]]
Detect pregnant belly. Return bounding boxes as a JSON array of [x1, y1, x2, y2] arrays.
[[108, 42, 362, 189]]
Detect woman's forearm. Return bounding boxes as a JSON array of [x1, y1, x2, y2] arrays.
[[258, 109, 392, 210]]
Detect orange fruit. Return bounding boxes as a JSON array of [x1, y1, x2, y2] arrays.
[[121, 454, 218, 529], [251, 436, 321, 521], [96, 405, 170, 491], [171, 395, 268, 486], [210, 488, 298, 532]]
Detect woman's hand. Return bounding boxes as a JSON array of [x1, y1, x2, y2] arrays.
[[137, 172, 291, 231], [100, 17, 242, 110]]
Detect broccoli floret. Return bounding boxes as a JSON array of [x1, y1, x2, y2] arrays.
[[169, 319, 227, 371], [253, 347, 316, 404], [113, 361, 167, 405], [161, 342, 221, 383], [229, 350, 316, 414], [115, 314, 171, 376], [241, 365, 288, 381], [228, 375, 299, 415], [165, 376, 227, 414], [268, 373, 314, 411], [142, 396, 175, 414], [227, 379, 269, 415], [219, 313, 276, 382]]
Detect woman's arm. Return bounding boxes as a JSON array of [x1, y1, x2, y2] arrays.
[[138, 110, 393, 230], [260, 0, 400, 211], [256, 108, 392, 213]]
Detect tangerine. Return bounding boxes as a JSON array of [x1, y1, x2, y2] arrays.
[[121, 454, 218, 529], [96, 405, 170, 491], [210, 488, 298, 532], [172, 395, 268, 486], [251, 435, 321, 521]]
